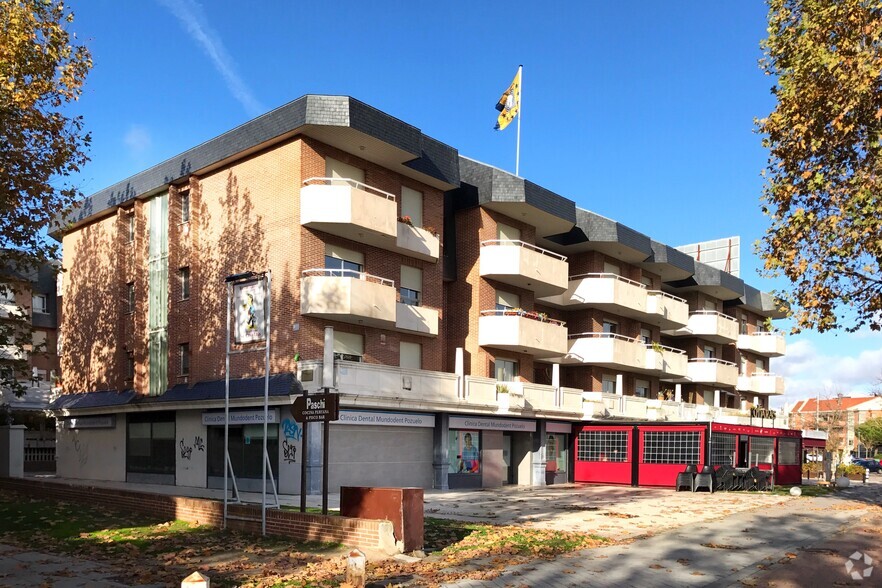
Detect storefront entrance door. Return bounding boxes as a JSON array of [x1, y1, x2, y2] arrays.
[[503, 433, 514, 485]]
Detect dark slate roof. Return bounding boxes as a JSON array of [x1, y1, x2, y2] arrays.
[[51, 95, 459, 237], [50, 373, 301, 411], [727, 283, 789, 319], [646, 241, 696, 275], [575, 209, 653, 256], [139, 372, 302, 403]]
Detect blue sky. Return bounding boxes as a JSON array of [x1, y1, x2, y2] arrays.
[[65, 1, 882, 405]]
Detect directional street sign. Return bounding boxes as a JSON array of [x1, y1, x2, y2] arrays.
[[291, 393, 339, 422]]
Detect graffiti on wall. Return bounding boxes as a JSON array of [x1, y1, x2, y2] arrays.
[[194, 435, 204, 452], [179, 439, 193, 460], [281, 418, 301, 464]]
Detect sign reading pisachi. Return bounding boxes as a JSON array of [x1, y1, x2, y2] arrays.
[[291, 393, 339, 423]]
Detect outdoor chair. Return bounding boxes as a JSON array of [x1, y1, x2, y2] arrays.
[[753, 469, 772, 491], [676, 464, 698, 491], [693, 465, 716, 493], [715, 465, 735, 491], [744, 467, 766, 491]]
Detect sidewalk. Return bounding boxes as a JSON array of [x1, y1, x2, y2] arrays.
[[0, 543, 158, 588]]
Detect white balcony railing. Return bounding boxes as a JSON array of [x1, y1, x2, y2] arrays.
[[664, 310, 740, 342], [479, 240, 568, 296], [687, 357, 739, 387], [643, 344, 688, 378], [478, 309, 568, 357], [645, 290, 689, 330], [736, 331, 786, 357], [563, 332, 645, 370], [300, 269, 396, 328]]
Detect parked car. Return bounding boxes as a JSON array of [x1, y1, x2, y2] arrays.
[[853, 458, 881, 473]]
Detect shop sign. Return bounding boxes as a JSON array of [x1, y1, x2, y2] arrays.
[[546, 421, 574, 434], [290, 393, 339, 423], [202, 408, 279, 426], [449, 416, 536, 432], [337, 410, 435, 428], [64, 415, 116, 429]]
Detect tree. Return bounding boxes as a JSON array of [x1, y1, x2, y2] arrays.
[[855, 416, 882, 453], [0, 1, 91, 395], [757, 0, 882, 333]]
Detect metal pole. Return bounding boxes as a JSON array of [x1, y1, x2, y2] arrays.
[[224, 282, 231, 530], [300, 411, 308, 513], [261, 271, 271, 536], [322, 397, 330, 515]]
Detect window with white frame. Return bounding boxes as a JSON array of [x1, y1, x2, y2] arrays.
[[640, 328, 651, 344], [400, 341, 421, 369], [602, 320, 618, 335], [703, 345, 715, 359], [180, 191, 190, 223], [32, 294, 48, 314], [635, 379, 650, 399], [602, 374, 617, 394], [333, 332, 364, 362], [495, 358, 518, 381], [127, 212, 135, 243], [400, 266, 422, 306], [326, 157, 365, 184], [640, 275, 653, 288], [497, 223, 521, 242], [577, 430, 628, 462], [642, 430, 701, 464], [603, 261, 620, 276], [755, 358, 765, 374], [401, 186, 423, 228]]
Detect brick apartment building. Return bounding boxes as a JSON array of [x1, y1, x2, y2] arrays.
[[50, 95, 788, 492], [789, 395, 882, 461]]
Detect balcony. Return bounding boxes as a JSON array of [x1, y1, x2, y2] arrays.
[[737, 331, 786, 357], [562, 333, 645, 370], [540, 273, 645, 313], [479, 240, 568, 296], [737, 373, 785, 395], [686, 358, 739, 387], [395, 302, 439, 337], [300, 269, 396, 328], [478, 309, 568, 358], [664, 310, 739, 343], [300, 178, 441, 261], [643, 344, 688, 379], [645, 291, 689, 330]]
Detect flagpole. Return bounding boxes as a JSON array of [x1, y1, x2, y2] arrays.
[[515, 64, 522, 177]]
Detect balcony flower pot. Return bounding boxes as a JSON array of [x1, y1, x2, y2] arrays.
[[496, 384, 510, 412]]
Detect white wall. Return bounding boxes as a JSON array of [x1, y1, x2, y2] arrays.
[[56, 422, 126, 482], [278, 415, 303, 494]]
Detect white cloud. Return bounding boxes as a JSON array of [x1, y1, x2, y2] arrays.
[[157, 0, 263, 116], [773, 336, 882, 408], [123, 124, 152, 157]]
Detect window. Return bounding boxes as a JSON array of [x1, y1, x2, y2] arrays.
[[778, 438, 799, 465], [495, 358, 518, 381], [207, 424, 278, 480], [32, 330, 47, 352], [640, 328, 652, 345], [179, 343, 190, 376], [126, 282, 135, 313], [32, 294, 48, 314], [400, 266, 422, 306], [495, 290, 519, 311], [126, 351, 135, 381], [711, 433, 737, 466], [326, 157, 365, 184], [180, 267, 190, 300], [0, 283, 14, 304], [333, 332, 364, 362], [324, 244, 364, 276], [755, 358, 765, 374], [703, 345, 715, 359], [448, 430, 481, 474], [126, 412, 175, 475], [602, 320, 618, 335], [704, 300, 717, 311], [401, 186, 423, 228], [602, 374, 617, 394], [603, 261, 620, 276], [642, 430, 701, 464], [497, 223, 521, 242], [740, 314, 749, 335], [400, 341, 421, 369], [547, 433, 569, 473], [180, 191, 190, 223], [640, 275, 653, 288], [740, 355, 748, 375], [749, 436, 774, 465], [577, 430, 628, 462], [127, 212, 135, 243], [635, 379, 650, 399], [702, 390, 714, 405]]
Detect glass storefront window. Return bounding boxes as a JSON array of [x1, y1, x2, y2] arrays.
[[126, 412, 175, 475], [207, 425, 279, 480], [547, 433, 568, 473], [449, 430, 480, 474]]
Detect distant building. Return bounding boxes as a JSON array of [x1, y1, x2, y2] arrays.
[[789, 396, 882, 459]]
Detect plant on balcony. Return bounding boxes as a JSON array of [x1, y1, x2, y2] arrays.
[[537, 312, 548, 322], [398, 215, 413, 226], [496, 383, 510, 394], [423, 225, 439, 237], [651, 341, 665, 355]]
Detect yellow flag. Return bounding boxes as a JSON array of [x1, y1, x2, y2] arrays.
[[494, 68, 521, 131]]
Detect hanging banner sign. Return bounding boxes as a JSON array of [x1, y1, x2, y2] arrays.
[[337, 410, 435, 428], [233, 280, 266, 343]]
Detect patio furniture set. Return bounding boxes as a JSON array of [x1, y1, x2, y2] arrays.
[[675, 464, 773, 493]]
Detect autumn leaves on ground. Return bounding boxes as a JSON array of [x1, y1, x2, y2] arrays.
[[0, 491, 608, 587]]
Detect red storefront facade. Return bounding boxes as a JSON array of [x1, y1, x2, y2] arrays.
[[574, 422, 804, 487]]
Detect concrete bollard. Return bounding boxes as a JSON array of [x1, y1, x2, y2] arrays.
[[345, 549, 366, 587], [181, 571, 210, 587]]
